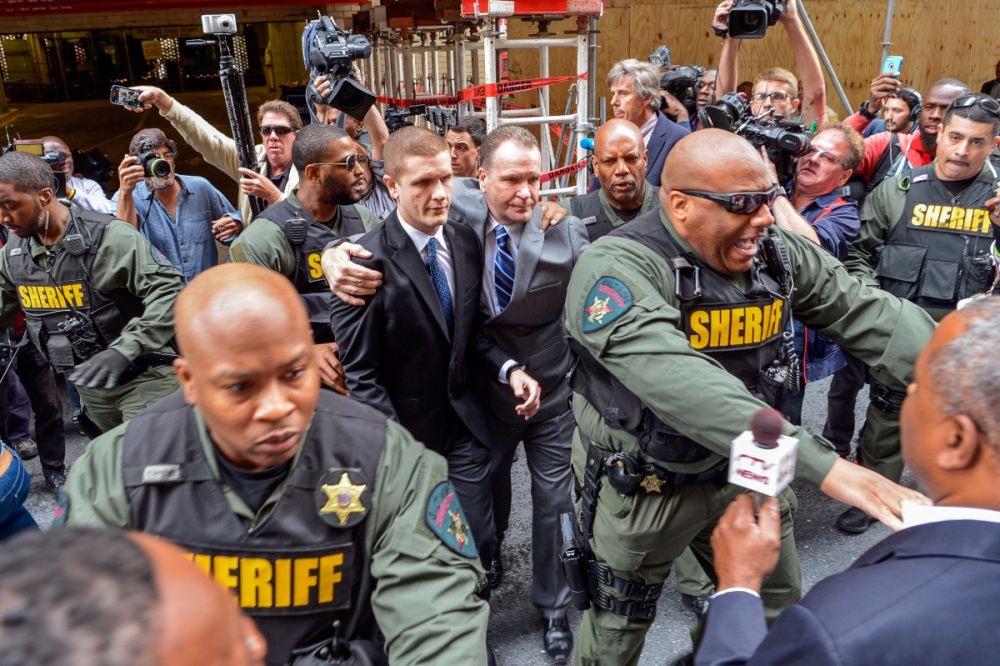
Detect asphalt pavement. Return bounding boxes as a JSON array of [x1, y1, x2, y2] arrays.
[[25, 375, 911, 666]]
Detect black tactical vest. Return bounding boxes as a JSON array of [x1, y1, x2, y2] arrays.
[[262, 198, 367, 343], [121, 390, 386, 666], [572, 210, 793, 466], [5, 209, 143, 372], [570, 187, 659, 242], [875, 165, 997, 311]]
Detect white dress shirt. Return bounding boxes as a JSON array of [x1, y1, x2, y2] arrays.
[[901, 501, 1000, 528], [397, 213, 455, 301]]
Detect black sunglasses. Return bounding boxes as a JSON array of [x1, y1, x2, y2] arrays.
[[950, 95, 1000, 118], [679, 186, 780, 214], [260, 125, 295, 137], [309, 153, 371, 172]]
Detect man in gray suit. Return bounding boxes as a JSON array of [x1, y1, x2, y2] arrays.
[[450, 126, 589, 662]]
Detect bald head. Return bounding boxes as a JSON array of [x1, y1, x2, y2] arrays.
[[176, 263, 311, 361], [661, 129, 765, 193], [595, 119, 644, 156]]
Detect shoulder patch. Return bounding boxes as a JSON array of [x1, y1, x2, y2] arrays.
[[149, 245, 172, 267], [425, 481, 478, 558], [582, 276, 634, 333], [316, 469, 369, 528]]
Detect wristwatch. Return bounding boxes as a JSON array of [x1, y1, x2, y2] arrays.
[[858, 100, 877, 120]]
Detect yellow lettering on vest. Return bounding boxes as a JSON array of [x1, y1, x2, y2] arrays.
[[745, 306, 763, 344], [769, 300, 784, 337], [17, 286, 30, 309], [709, 309, 730, 348], [72, 283, 85, 307], [240, 558, 273, 609], [953, 207, 969, 231], [191, 553, 212, 576], [213, 555, 240, 593], [307, 252, 323, 280], [274, 559, 292, 608], [59, 284, 75, 307], [974, 209, 991, 235], [37, 287, 51, 308], [293, 557, 319, 606], [317, 554, 344, 604], [730, 308, 746, 346], [689, 310, 710, 350], [924, 205, 941, 227], [938, 207, 952, 228], [50, 285, 67, 308], [911, 204, 926, 226]]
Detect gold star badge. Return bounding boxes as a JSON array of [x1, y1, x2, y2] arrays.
[[640, 474, 665, 494], [320, 472, 367, 525]]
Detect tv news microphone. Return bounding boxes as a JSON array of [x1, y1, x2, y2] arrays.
[[580, 137, 595, 151], [728, 408, 798, 509]]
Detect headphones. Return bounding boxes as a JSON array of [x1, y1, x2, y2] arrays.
[[899, 87, 923, 124]]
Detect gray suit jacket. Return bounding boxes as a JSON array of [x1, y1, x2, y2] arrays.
[[451, 178, 590, 428]]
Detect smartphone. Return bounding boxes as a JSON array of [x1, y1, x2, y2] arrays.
[[109, 85, 144, 109], [881, 55, 903, 76]]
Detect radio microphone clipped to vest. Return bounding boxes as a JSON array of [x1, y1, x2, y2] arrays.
[[728, 408, 797, 509]]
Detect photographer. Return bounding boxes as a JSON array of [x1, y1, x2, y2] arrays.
[[714, 0, 827, 128], [114, 128, 241, 283], [40, 136, 115, 215], [122, 87, 302, 223]]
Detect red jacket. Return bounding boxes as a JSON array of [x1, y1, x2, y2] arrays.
[[843, 111, 934, 182]]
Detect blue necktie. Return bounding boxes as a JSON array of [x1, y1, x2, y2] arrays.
[[494, 225, 516, 311], [425, 237, 454, 331]]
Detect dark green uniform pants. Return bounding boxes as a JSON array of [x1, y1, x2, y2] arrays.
[[856, 390, 904, 483], [574, 463, 801, 666], [75, 364, 179, 433]]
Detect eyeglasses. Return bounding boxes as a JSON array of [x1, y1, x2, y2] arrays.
[[679, 186, 780, 214], [309, 153, 371, 172], [949, 94, 1000, 118], [153, 152, 175, 161], [260, 125, 295, 137], [751, 91, 792, 103], [805, 146, 846, 168]]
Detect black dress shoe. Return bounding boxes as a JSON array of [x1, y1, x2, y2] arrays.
[[836, 506, 875, 534], [44, 467, 67, 493], [486, 551, 504, 590], [543, 616, 573, 664], [670, 652, 694, 666], [680, 592, 711, 617]]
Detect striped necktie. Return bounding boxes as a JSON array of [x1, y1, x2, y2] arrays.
[[494, 225, 515, 311], [425, 237, 454, 330]]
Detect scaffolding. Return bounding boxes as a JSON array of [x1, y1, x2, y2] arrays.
[[360, 2, 601, 198]]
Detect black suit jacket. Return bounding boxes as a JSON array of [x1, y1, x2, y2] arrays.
[[696, 519, 1000, 666], [329, 211, 506, 453], [646, 110, 690, 188]]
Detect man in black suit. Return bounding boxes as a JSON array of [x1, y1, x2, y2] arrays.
[[696, 298, 1000, 666], [607, 59, 690, 188], [329, 126, 540, 571]]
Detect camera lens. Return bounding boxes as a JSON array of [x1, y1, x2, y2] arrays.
[[147, 158, 171, 179]]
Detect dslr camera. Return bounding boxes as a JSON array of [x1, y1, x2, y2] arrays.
[[307, 16, 375, 121], [728, 0, 784, 39], [2, 138, 68, 198], [131, 141, 171, 179], [660, 65, 704, 120], [698, 92, 810, 183]]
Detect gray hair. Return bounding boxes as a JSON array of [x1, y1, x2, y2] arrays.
[[930, 298, 1000, 456], [607, 59, 661, 109]]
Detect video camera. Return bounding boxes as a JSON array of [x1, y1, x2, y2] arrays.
[[660, 66, 704, 119], [384, 105, 425, 134], [728, 0, 784, 39], [130, 141, 171, 179], [307, 16, 375, 121], [698, 92, 810, 183]]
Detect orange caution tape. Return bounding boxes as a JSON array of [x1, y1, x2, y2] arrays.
[[377, 73, 587, 108], [540, 158, 588, 184]]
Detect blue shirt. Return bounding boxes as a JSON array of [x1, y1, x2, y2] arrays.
[[114, 175, 241, 282], [787, 187, 861, 382]]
